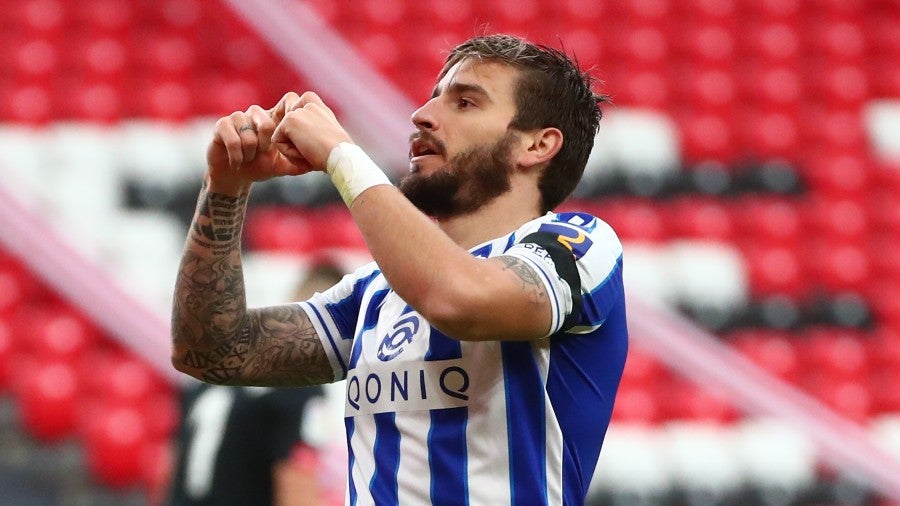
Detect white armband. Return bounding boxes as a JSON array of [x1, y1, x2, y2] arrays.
[[326, 142, 393, 207]]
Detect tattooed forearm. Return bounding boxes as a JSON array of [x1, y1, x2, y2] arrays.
[[171, 185, 333, 387], [190, 190, 245, 256], [497, 256, 549, 305]]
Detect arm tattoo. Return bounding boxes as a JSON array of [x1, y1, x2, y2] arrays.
[[497, 256, 549, 306], [171, 185, 332, 387]]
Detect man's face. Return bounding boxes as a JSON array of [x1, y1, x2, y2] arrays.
[[400, 59, 522, 218]]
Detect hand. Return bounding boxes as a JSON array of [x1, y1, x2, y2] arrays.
[[272, 92, 354, 171], [205, 92, 314, 195]]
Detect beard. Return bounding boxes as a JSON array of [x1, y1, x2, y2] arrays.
[[399, 131, 517, 218]]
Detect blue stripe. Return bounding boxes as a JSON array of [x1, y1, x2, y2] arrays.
[[579, 255, 624, 327], [503, 231, 517, 252], [346, 417, 357, 506], [471, 243, 493, 258], [425, 326, 462, 361], [501, 341, 547, 505], [325, 269, 381, 340], [546, 297, 628, 503], [369, 412, 400, 505], [348, 288, 390, 369], [428, 407, 469, 506], [306, 302, 348, 375]]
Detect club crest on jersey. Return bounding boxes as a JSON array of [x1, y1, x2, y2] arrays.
[[377, 314, 420, 361], [538, 222, 593, 259]]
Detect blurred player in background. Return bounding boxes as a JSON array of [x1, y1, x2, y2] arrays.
[[171, 33, 628, 505], [163, 260, 347, 506]]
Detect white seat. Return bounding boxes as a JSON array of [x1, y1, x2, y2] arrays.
[[585, 108, 681, 194], [242, 251, 307, 306], [733, 417, 816, 491], [112, 119, 196, 187], [864, 100, 900, 162], [660, 421, 744, 496], [0, 125, 46, 209], [622, 241, 678, 308], [664, 239, 749, 314], [589, 423, 673, 498], [105, 210, 188, 316]]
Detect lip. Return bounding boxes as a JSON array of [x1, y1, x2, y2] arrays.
[[409, 135, 443, 160], [409, 153, 442, 164]]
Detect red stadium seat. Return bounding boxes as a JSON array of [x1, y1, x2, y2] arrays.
[[670, 197, 734, 242], [806, 239, 873, 294], [751, 0, 802, 20], [739, 110, 800, 160], [740, 243, 806, 299], [244, 207, 318, 254], [680, 25, 735, 66], [19, 0, 67, 35], [596, 199, 668, 243], [20, 303, 100, 363], [0, 320, 13, 392], [742, 22, 801, 63], [730, 329, 801, 383], [83, 404, 150, 488], [678, 111, 736, 163], [803, 197, 870, 243], [732, 197, 802, 246], [616, 70, 672, 110], [798, 328, 869, 382], [816, 21, 867, 63], [71, 0, 134, 33], [800, 152, 871, 200], [611, 385, 661, 425], [17, 359, 80, 442], [13, 38, 59, 80]]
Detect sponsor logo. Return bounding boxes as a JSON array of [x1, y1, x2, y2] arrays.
[[346, 359, 471, 414], [538, 223, 594, 259], [377, 314, 419, 361]]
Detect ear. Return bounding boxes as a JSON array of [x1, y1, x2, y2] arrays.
[[516, 127, 563, 170]]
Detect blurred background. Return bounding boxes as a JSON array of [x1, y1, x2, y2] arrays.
[[0, 0, 899, 504]]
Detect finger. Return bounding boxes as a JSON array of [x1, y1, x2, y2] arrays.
[[269, 92, 301, 124], [272, 117, 306, 163], [233, 113, 259, 165], [299, 91, 337, 121], [273, 151, 312, 176], [218, 114, 245, 169], [247, 105, 275, 154]]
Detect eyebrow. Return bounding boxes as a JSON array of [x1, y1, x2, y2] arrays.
[[431, 82, 493, 102]]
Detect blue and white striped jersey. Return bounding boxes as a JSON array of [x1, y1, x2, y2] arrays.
[[298, 211, 628, 506]]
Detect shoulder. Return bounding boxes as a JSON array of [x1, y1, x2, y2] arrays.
[[514, 211, 622, 258]]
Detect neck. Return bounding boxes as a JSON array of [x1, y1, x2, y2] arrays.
[[436, 178, 542, 249]]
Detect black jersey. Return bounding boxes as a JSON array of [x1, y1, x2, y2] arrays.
[[166, 382, 324, 506]]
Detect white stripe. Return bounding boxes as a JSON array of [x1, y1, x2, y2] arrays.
[[395, 412, 431, 504], [349, 416, 377, 505], [298, 301, 348, 381], [464, 341, 512, 505]]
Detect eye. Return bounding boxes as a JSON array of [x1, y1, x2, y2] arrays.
[[457, 98, 474, 109]]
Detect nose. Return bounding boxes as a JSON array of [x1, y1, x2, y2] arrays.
[[410, 97, 438, 131]]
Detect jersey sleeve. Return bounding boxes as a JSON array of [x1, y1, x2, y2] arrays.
[[504, 212, 625, 336], [297, 262, 380, 381]]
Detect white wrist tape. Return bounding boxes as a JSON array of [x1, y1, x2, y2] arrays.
[[326, 142, 393, 207]]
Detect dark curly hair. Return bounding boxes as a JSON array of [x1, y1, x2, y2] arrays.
[[441, 34, 609, 213]]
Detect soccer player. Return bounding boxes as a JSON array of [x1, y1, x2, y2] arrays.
[[171, 34, 628, 505]]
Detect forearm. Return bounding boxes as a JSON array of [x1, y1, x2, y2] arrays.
[[348, 186, 498, 337], [171, 176, 252, 383]]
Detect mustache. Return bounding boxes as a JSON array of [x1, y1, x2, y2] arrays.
[[409, 131, 447, 157]]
